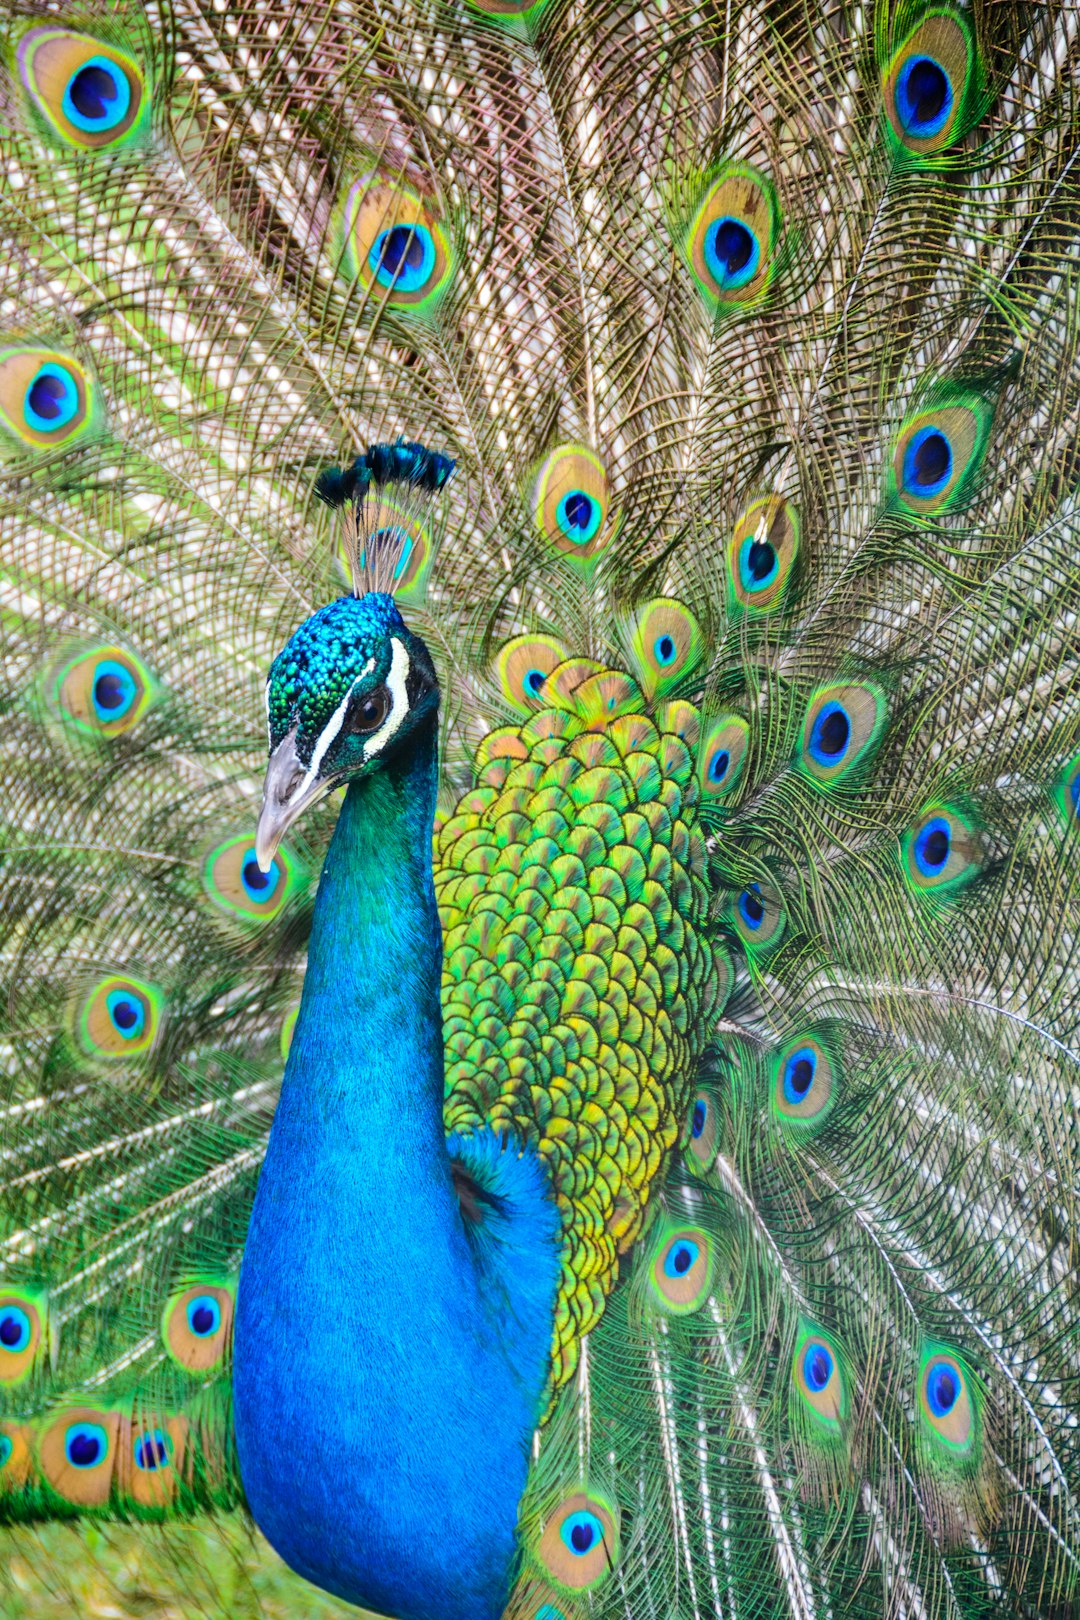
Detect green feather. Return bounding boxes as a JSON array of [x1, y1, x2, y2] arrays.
[[1, 0, 1079, 1612]]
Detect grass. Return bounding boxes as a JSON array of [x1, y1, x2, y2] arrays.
[[0, 1517, 380, 1619]]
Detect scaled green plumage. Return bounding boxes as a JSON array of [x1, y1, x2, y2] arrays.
[[0, 0, 1079, 1614], [439, 672, 726, 1389]]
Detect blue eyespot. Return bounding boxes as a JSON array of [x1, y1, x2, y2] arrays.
[[362, 526, 415, 585], [186, 1294, 221, 1337], [738, 535, 779, 593], [803, 1342, 833, 1392], [914, 816, 951, 876], [738, 884, 764, 930], [555, 488, 601, 544], [708, 748, 730, 785], [653, 633, 677, 667], [105, 988, 145, 1041], [535, 1607, 568, 1620], [90, 659, 138, 722], [395, 538, 414, 581], [691, 1099, 707, 1139], [0, 1306, 31, 1354], [134, 1428, 170, 1471], [369, 224, 436, 292], [895, 55, 953, 138], [65, 1422, 108, 1469], [1070, 775, 1080, 819], [807, 701, 851, 767], [703, 217, 760, 291], [24, 363, 79, 433], [783, 1046, 817, 1106], [926, 1359, 960, 1417], [241, 856, 280, 905], [902, 425, 953, 497], [663, 1238, 700, 1279], [0, 1435, 12, 1469], [525, 668, 547, 696], [560, 1508, 605, 1556], [62, 58, 132, 134]]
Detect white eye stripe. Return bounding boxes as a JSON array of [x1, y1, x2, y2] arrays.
[[298, 690, 353, 794], [287, 645, 410, 802], [290, 654, 379, 804], [362, 638, 411, 757]]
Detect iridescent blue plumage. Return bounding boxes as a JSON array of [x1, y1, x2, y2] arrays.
[[235, 595, 560, 1619]]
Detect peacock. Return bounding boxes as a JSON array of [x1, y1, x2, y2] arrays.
[[1, 0, 1079, 1616]]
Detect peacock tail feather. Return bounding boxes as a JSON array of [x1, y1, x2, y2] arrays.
[[1, 0, 1079, 1613]]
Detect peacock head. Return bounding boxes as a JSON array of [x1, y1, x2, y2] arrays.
[[255, 591, 438, 870]]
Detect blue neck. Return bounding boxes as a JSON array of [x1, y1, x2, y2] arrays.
[[233, 722, 559, 1620]]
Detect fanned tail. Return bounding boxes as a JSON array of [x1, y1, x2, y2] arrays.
[[0, 0, 1079, 1614]]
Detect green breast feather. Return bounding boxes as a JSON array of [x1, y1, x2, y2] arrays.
[[437, 655, 727, 1389]]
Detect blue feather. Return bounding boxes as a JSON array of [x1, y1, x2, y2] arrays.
[[235, 651, 559, 1620]]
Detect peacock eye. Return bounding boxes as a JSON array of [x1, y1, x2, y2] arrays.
[[0, 1306, 31, 1354], [133, 1428, 171, 1471], [65, 1422, 108, 1468], [350, 685, 391, 735]]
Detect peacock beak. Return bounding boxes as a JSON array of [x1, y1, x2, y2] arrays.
[[255, 729, 331, 871]]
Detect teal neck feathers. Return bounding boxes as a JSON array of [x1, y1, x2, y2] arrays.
[[233, 718, 560, 1620]]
